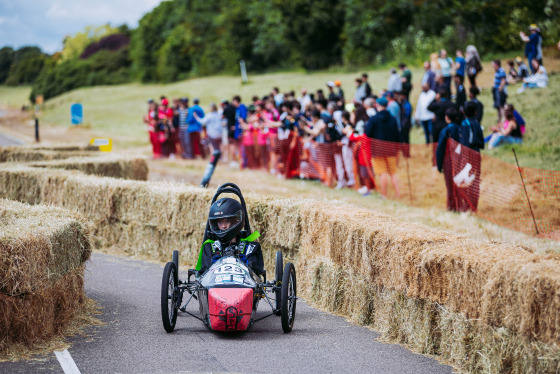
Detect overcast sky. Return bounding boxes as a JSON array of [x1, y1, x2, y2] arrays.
[[0, 0, 164, 53]]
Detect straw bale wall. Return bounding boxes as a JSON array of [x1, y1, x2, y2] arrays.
[[29, 156, 148, 181], [0, 164, 558, 372], [0, 199, 92, 350], [0, 145, 98, 163]]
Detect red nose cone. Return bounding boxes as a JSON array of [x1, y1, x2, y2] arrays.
[[208, 288, 253, 331]]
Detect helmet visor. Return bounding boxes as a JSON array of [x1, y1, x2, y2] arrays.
[[209, 210, 243, 236]]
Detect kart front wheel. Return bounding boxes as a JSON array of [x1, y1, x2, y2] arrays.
[[280, 262, 296, 333], [161, 262, 179, 333], [274, 251, 283, 316], [172, 250, 179, 270]]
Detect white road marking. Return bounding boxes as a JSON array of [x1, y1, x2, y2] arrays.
[[54, 349, 81, 374]]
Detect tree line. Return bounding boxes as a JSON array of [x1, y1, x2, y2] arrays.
[[0, 0, 557, 102]]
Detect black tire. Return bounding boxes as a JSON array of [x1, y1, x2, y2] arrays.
[[161, 262, 179, 333], [280, 263, 296, 333], [274, 251, 283, 315], [172, 250, 179, 270]]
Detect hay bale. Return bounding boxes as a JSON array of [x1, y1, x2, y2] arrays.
[[30, 156, 148, 181], [1, 164, 559, 372], [0, 266, 86, 352], [0, 199, 92, 295], [0, 147, 100, 163]]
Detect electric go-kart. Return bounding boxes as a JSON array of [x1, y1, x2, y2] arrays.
[[161, 183, 297, 333]]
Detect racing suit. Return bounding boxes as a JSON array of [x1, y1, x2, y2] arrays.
[[198, 238, 265, 276]]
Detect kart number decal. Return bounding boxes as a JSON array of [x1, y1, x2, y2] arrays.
[[215, 265, 244, 275], [215, 274, 245, 284]]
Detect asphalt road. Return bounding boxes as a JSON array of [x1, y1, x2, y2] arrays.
[[1, 253, 454, 374], [0, 132, 24, 146]]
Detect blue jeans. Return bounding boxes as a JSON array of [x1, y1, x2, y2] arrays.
[[420, 120, 432, 144], [488, 134, 522, 148]]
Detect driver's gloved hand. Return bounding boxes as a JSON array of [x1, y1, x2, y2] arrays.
[[211, 254, 221, 263], [238, 254, 248, 265]]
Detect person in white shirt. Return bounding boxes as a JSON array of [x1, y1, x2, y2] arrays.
[[517, 59, 548, 93], [195, 103, 223, 152], [414, 83, 436, 144], [387, 68, 402, 92]]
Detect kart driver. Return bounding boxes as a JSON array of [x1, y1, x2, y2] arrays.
[[196, 197, 264, 276]]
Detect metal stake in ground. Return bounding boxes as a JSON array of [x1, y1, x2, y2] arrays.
[[34, 118, 40, 142], [512, 148, 539, 235]]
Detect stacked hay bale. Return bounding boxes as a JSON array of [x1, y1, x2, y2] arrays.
[[0, 145, 99, 163], [0, 199, 92, 352], [0, 164, 558, 372], [30, 156, 148, 181]]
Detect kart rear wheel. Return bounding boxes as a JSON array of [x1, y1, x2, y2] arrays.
[[161, 262, 179, 333], [280, 262, 296, 333], [274, 251, 283, 316]]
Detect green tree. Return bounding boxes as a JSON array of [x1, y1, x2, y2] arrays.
[[0, 47, 15, 84], [60, 24, 119, 61], [5, 46, 47, 86]]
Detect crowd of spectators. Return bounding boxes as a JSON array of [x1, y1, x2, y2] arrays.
[[142, 23, 551, 211]]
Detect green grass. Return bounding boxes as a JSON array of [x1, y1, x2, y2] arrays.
[[0, 86, 32, 108], [1, 62, 558, 170]]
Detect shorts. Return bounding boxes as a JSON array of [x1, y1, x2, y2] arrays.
[[372, 156, 397, 175], [492, 87, 507, 108]]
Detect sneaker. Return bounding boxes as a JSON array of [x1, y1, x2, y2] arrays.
[[517, 86, 526, 94], [358, 186, 368, 195], [336, 181, 346, 190]]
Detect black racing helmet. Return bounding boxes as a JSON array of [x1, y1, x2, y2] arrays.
[[208, 198, 244, 243]]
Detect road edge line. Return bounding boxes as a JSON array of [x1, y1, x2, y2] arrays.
[[54, 349, 81, 374]]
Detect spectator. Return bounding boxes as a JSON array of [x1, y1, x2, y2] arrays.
[[273, 87, 284, 106], [177, 98, 190, 159], [143, 99, 161, 159], [399, 63, 412, 101], [430, 52, 441, 75], [361, 73, 372, 99], [365, 96, 401, 198], [436, 107, 473, 211], [385, 91, 401, 131], [506, 60, 520, 84], [465, 45, 482, 89], [505, 103, 526, 135], [335, 80, 345, 103], [520, 24, 543, 73], [222, 99, 238, 164], [487, 105, 523, 149], [363, 97, 377, 118], [339, 110, 355, 188], [354, 78, 365, 104], [415, 83, 436, 144], [517, 59, 548, 92], [515, 57, 530, 80], [421, 61, 437, 92], [298, 88, 313, 110], [454, 49, 466, 87], [492, 60, 507, 124], [186, 98, 206, 159], [461, 101, 485, 212], [343, 119, 373, 195], [438, 49, 454, 93], [326, 81, 338, 102], [195, 103, 222, 153], [397, 91, 412, 158], [454, 75, 466, 111], [467, 87, 484, 125], [387, 68, 402, 93], [428, 88, 457, 167]]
